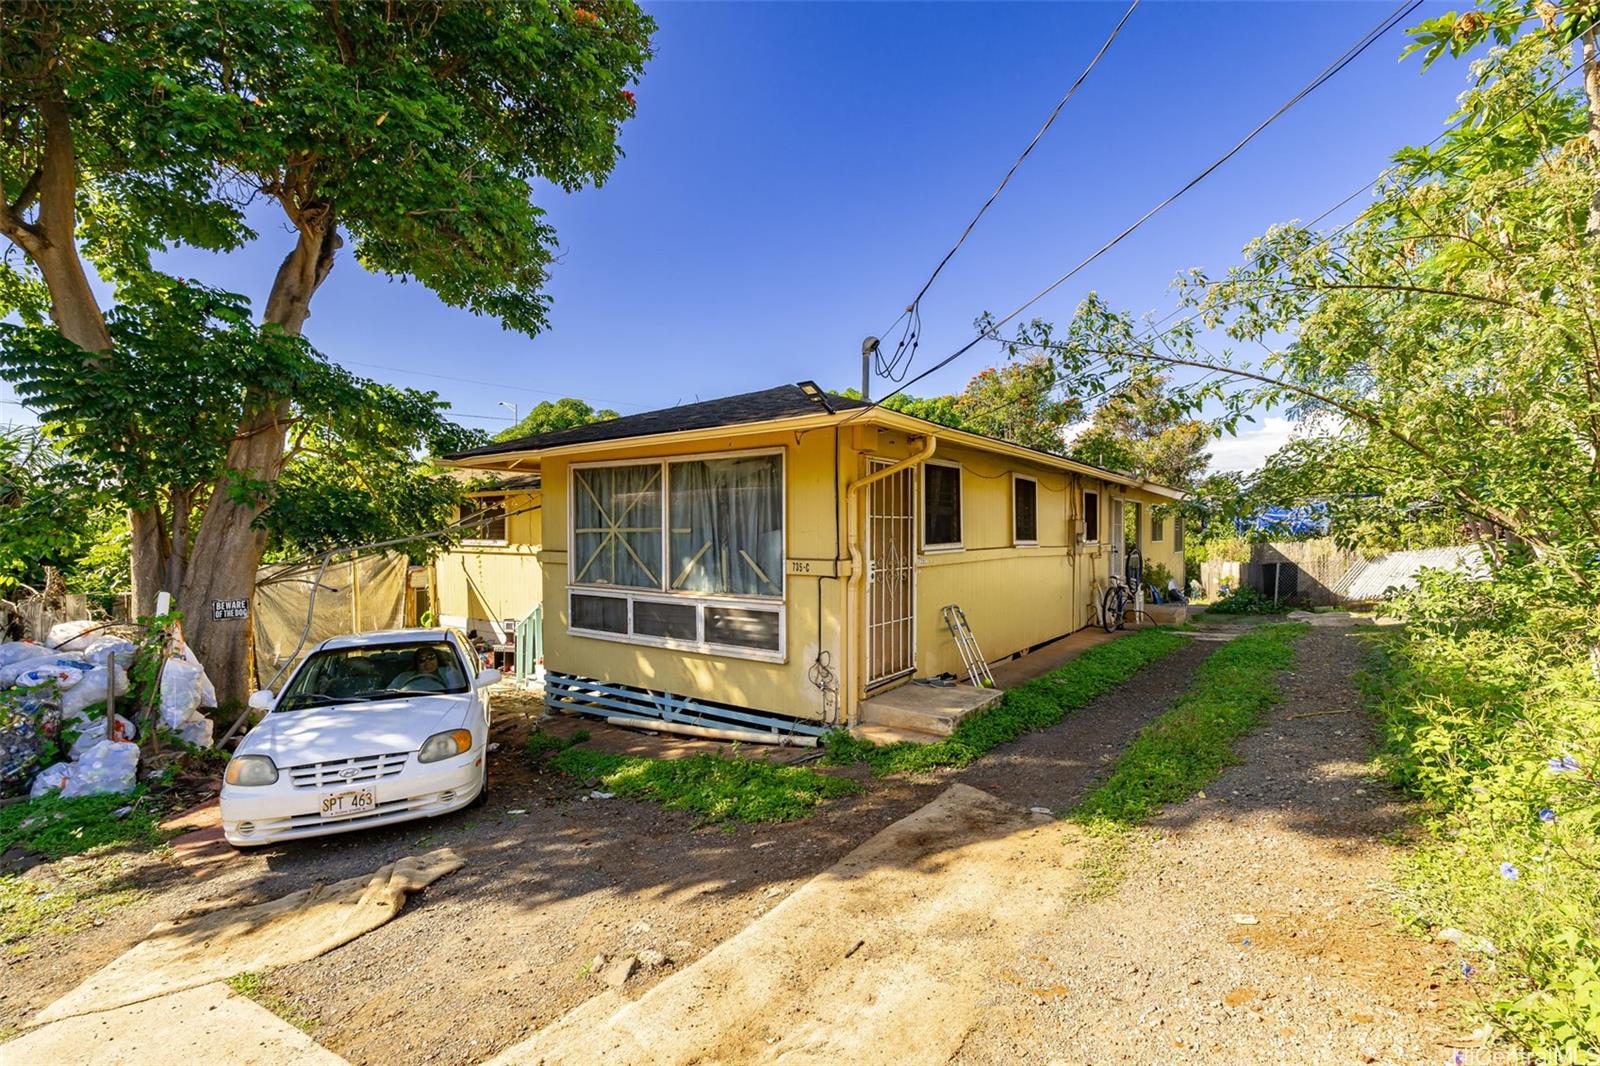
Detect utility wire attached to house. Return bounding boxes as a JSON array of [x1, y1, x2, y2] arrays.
[[955, 53, 1597, 433], [871, 0, 1142, 387], [850, 0, 1424, 418]]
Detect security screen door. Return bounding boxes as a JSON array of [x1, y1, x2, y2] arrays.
[[866, 460, 915, 687]]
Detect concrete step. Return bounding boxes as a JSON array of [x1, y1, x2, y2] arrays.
[[858, 682, 1004, 738]]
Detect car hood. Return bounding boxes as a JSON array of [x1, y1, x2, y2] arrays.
[[240, 694, 472, 767]]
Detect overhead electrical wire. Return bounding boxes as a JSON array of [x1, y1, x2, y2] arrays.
[[848, 0, 1426, 418], [872, 0, 1143, 384], [901, 45, 1592, 443]]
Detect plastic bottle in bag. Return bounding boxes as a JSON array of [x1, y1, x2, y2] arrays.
[[69, 714, 137, 759]]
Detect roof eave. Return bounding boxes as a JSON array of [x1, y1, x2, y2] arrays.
[[439, 406, 1188, 502]]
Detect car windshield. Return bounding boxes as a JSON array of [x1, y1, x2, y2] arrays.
[[277, 641, 468, 710]]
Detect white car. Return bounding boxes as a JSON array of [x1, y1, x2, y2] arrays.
[[221, 628, 497, 847]]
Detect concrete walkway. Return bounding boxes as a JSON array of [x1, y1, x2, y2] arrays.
[[487, 783, 1087, 1066], [0, 982, 349, 1066]]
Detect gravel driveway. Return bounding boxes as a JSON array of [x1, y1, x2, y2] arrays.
[[951, 624, 1464, 1065]]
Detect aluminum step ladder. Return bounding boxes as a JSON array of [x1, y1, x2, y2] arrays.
[[942, 604, 995, 688]]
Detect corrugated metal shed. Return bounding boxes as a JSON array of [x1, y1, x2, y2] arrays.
[[1333, 545, 1490, 600]]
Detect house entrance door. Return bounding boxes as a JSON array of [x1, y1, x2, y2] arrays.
[[866, 460, 915, 687], [1108, 497, 1126, 584]]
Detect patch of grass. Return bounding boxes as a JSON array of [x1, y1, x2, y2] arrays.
[[1072, 821, 1153, 902], [0, 789, 172, 861], [0, 860, 144, 949], [823, 627, 1191, 776], [524, 728, 590, 759], [1071, 622, 1308, 827], [226, 972, 316, 1033], [548, 748, 862, 824]]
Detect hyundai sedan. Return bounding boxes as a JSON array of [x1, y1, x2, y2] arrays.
[[221, 628, 497, 847]]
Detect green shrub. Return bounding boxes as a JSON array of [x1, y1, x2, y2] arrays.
[[1369, 572, 1600, 1060], [1205, 586, 1278, 614], [823, 626, 1189, 776]]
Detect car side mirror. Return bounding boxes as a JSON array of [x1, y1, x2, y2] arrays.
[[475, 667, 502, 690], [248, 689, 276, 712]]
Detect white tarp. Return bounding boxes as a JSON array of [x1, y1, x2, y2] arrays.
[[253, 553, 409, 687]]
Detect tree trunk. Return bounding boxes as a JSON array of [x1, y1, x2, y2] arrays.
[[129, 506, 167, 618], [177, 216, 340, 705]]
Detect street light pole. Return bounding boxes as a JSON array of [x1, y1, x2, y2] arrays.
[[497, 400, 519, 428]]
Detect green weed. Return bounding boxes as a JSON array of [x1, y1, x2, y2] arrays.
[[226, 972, 316, 1033], [824, 627, 1190, 776], [0, 789, 171, 860], [549, 748, 861, 824], [1071, 623, 1306, 826], [525, 728, 591, 759], [0, 859, 144, 949]]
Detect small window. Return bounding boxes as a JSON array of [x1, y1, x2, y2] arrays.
[[1174, 517, 1185, 552], [634, 600, 698, 641], [1083, 490, 1100, 543], [571, 593, 627, 634], [1151, 510, 1166, 542], [1013, 476, 1038, 545], [923, 462, 962, 549], [704, 606, 781, 652], [463, 494, 508, 543]]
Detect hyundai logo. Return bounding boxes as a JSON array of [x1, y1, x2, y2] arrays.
[[337, 767, 361, 779]]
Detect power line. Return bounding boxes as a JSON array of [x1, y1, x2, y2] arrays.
[[875, 0, 1143, 383], [880, 46, 1593, 450], [849, 0, 1425, 418]]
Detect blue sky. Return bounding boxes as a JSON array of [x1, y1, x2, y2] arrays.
[[5, 1, 1472, 466]]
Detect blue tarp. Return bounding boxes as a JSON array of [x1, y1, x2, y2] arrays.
[[1235, 502, 1329, 536]]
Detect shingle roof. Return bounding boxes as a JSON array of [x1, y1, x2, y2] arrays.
[[445, 382, 866, 460]]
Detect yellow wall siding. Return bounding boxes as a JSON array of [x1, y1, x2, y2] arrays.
[[434, 492, 543, 634], [532, 421, 1184, 722], [539, 427, 847, 723]]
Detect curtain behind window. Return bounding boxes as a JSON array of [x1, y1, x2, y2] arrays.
[[573, 465, 663, 589], [669, 455, 783, 597]]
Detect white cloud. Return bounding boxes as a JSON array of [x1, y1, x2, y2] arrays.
[[1207, 415, 1298, 474]]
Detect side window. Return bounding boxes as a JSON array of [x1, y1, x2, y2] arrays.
[[923, 463, 963, 549], [1174, 516, 1185, 552], [1152, 509, 1165, 542], [1083, 490, 1100, 543], [1013, 476, 1038, 545], [463, 494, 508, 543]]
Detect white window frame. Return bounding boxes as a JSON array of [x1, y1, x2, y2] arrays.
[[461, 492, 510, 546], [566, 447, 786, 663], [1082, 489, 1101, 544], [1012, 474, 1039, 547], [920, 459, 965, 552], [567, 588, 786, 663]]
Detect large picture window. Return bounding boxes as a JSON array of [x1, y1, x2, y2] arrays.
[[923, 462, 962, 549], [568, 451, 784, 660], [669, 455, 783, 596]]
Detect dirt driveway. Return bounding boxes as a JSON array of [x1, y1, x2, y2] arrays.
[[2, 624, 1460, 1065]]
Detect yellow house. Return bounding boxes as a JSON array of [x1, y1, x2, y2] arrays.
[[443, 382, 1184, 738], [432, 474, 543, 648]]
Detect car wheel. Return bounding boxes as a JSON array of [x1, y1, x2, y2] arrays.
[[471, 767, 489, 808]]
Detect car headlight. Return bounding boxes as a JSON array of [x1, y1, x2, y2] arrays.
[[418, 729, 473, 764], [225, 754, 279, 786]]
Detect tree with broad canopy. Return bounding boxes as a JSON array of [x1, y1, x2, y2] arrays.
[[0, 0, 654, 703]]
